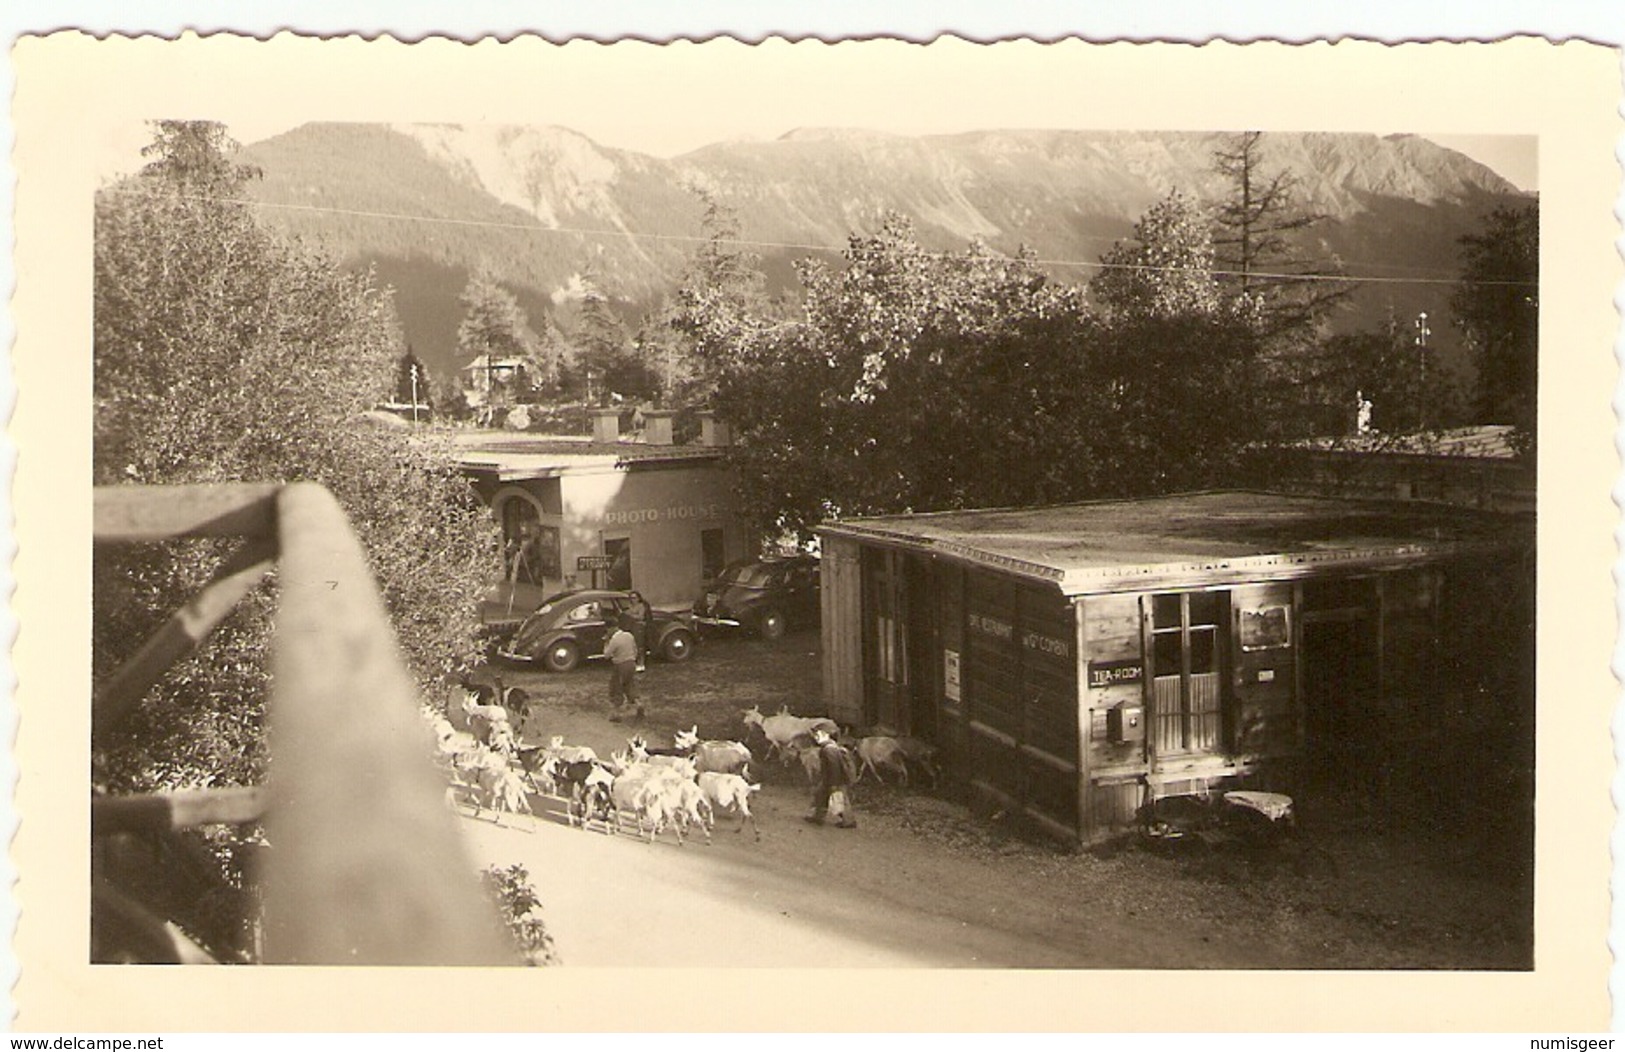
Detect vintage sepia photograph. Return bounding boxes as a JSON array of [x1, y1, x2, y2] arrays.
[[9, 30, 1619, 1032]]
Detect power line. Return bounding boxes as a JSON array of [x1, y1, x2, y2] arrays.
[[101, 185, 1538, 290]]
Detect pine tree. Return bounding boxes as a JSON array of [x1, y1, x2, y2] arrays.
[[454, 268, 540, 413], [572, 268, 659, 404], [1451, 205, 1538, 444], [1209, 131, 1352, 336], [669, 187, 775, 401], [1208, 132, 1357, 439]]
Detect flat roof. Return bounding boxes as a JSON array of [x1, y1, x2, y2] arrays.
[[819, 490, 1530, 596], [1287, 424, 1522, 460], [448, 432, 724, 481]]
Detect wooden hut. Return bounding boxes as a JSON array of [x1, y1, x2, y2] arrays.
[[817, 490, 1533, 842]]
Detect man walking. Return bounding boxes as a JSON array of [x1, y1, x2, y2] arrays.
[[604, 615, 643, 722], [804, 727, 857, 829]]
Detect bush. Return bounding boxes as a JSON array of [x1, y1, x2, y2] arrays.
[[480, 863, 559, 966]]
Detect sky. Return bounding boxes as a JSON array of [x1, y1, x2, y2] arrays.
[[1426, 134, 1539, 191], [55, 5, 1601, 196]]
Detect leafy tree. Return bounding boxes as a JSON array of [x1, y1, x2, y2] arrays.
[[1451, 205, 1538, 442], [1314, 311, 1464, 438], [1090, 190, 1224, 323], [710, 216, 1091, 536], [94, 120, 495, 796], [669, 187, 777, 400], [135, 119, 262, 194], [691, 207, 1289, 539], [1087, 191, 1283, 464], [1089, 312, 1263, 494]]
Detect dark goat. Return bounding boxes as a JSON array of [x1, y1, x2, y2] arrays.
[[555, 759, 615, 829]]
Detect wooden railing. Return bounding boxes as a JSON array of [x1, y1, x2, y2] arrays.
[[92, 482, 513, 964]]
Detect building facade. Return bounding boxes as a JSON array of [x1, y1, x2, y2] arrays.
[[456, 413, 753, 621], [818, 491, 1533, 843]]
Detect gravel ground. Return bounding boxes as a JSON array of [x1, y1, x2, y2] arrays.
[[467, 628, 1532, 970]]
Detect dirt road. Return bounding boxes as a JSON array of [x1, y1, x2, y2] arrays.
[[457, 631, 1531, 970], [459, 779, 1291, 969]]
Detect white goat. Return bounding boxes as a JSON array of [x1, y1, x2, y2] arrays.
[[697, 772, 761, 840], [741, 705, 839, 763]]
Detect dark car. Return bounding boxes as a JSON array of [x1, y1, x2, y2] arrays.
[[692, 555, 820, 640], [477, 579, 553, 651], [497, 589, 698, 672]]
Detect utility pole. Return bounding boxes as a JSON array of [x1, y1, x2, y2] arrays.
[[1413, 311, 1431, 431], [486, 353, 497, 420], [410, 361, 421, 424]]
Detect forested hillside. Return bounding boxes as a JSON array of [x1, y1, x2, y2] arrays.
[[237, 123, 1531, 390]]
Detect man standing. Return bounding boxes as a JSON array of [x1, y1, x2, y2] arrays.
[[604, 615, 643, 722], [625, 591, 651, 672], [804, 727, 857, 829]]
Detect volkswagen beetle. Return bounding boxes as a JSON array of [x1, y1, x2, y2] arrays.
[[692, 555, 820, 640], [497, 588, 698, 672]]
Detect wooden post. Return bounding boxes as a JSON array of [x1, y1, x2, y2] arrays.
[[1074, 596, 1092, 842], [263, 483, 512, 965]]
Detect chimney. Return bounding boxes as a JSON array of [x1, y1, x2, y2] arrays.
[[642, 409, 677, 446], [590, 407, 621, 444], [697, 410, 732, 448]]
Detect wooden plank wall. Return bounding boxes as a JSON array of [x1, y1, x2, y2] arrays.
[[1081, 593, 1148, 834], [934, 563, 969, 785], [1229, 581, 1298, 756], [819, 535, 866, 726], [963, 571, 1078, 834], [1380, 568, 1439, 718], [965, 573, 1022, 808]]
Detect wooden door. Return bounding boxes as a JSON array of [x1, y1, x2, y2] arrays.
[[863, 548, 907, 730]]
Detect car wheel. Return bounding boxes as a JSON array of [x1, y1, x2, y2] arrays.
[[757, 609, 787, 640], [661, 628, 696, 663], [543, 639, 581, 673]]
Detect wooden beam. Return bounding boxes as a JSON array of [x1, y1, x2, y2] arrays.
[[967, 718, 1018, 750], [92, 880, 218, 964], [1017, 741, 1078, 776], [1074, 596, 1091, 842], [95, 483, 279, 543], [970, 778, 1078, 844], [262, 482, 512, 966], [92, 538, 276, 735], [93, 787, 267, 835]]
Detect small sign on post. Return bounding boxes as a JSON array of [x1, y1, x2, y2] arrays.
[[576, 554, 615, 590]]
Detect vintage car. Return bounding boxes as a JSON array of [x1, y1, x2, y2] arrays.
[[497, 588, 698, 672], [477, 579, 553, 651], [692, 554, 820, 640]]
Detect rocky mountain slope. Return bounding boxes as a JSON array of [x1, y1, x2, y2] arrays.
[[237, 123, 1530, 384]]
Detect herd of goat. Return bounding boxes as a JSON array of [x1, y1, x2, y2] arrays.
[[428, 689, 940, 847]]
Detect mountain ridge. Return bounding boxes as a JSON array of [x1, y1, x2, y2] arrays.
[[235, 122, 1530, 386]]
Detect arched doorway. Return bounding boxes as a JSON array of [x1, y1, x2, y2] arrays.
[[496, 492, 562, 593]]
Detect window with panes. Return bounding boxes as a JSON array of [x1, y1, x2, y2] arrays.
[[1149, 590, 1226, 754]]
